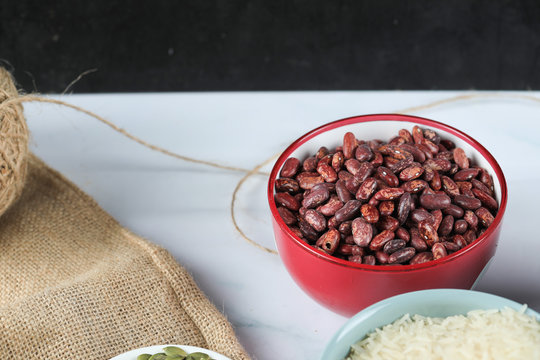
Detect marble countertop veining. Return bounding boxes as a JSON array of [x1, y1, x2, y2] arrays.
[[24, 91, 540, 359]]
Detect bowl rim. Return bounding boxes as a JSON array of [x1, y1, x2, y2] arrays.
[[321, 289, 540, 360], [267, 113, 508, 272]]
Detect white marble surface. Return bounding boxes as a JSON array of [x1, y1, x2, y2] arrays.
[[23, 91, 540, 359]]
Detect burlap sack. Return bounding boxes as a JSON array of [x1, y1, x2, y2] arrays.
[[0, 154, 249, 359], [0, 69, 249, 359]]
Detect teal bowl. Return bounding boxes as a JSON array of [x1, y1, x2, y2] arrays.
[[321, 289, 540, 360]]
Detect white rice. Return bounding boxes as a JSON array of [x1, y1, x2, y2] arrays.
[[346, 306, 540, 360]]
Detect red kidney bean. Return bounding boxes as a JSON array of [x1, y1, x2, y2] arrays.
[[317, 162, 338, 182], [423, 166, 435, 182], [471, 178, 493, 196], [368, 196, 380, 207], [356, 177, 378, 201], [453, 147, 469, 169], [334, 199, 362, 223], [396, 227, 410, 242], [331, 151, 345, 172], [401, 179, 428, 193], [277, 207, 297, 225], [337, 243, 365, 256], [453, 168, 480, 181], [399, 164, 424, 182], [423, 129, 440, 144], [383, 239, 407, 254], [318, 154, 332, 167], [362, 255, 376, 265], [416, 143, 434, 160], [355, 144, 373, 161], [442, 204, 465, 218], [436, 151, 453, 161], [379, 201, 395, 216], [316, 146, 329, 159], [361, 204, 380, 224], [327, 216, 339, 229], [412, 125, 424, 144], [370, 151, 384, 167], [430, 170, 442, 191], [369, 230, 395, 251], [376, 216, 400, 232], [301, 183, 330, 209], [281, 157, 301, 178], [471, 188, 498, 211], [440, 139, 456, 150], [318, 195, 343, 217], [343, 132, 357, 159], [409, 228, 427, 251], [438, 214, 454, 236], [400, 143, 426, 163], [345, 176, 362, 194], [453, 194, 482, 210], [298, 217, 319, 242], [344, 235, 355, 244], [375, 250, 390, 264], [478, 168, 495, 193], [409, 251, 434, 264], [338, 220, 352, 235], [304, 209, 327, 232], [453, 219, 468, 234], [396, 192, 412, 225], [275, 192, 301, 211], [453, 234, 467, 249], [348, 254, 363, 263], [424, 158, 452, 172], [463, 229, 477, 244], [317, 228, 340, 254], [357, 162, 375, 183], [410, 208, 434, 224], [441, 175, 460, 197], [463, 210, 478, 230], [374, 187, 404, 201], [352, 217, 373, 247], [431, 209, 443, 230], [399, 129, 414, 143], [388, 247, 416, 264], [419, 219, 439, 247], [344, 159, 362, 176], [297, 172, 325, 189], [432, 242, 447, 260], [376, 166, 399, 187], [275, 178, 300, 193], [419, 193, 451, 210], [302, 156, 317, 172], [389, 154, 414, 173], [335, 179, 353, 202], [475, 207, 495, 227]]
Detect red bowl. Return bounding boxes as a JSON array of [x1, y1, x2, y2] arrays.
[[267, 114, 507, 317]]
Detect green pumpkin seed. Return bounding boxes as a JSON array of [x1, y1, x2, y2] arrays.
[[185, 352, 211, 360], [137, 355, 152, 360], [163, 346, 188, 357], [148, 353, 168, 360]]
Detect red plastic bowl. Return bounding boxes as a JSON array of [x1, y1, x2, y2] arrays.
[[267, 114, 507, 317]]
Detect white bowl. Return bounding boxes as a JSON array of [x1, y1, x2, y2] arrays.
[[109, 344, 231, 360]]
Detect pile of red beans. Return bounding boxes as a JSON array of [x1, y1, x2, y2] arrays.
[[274, 126, 498, 265]]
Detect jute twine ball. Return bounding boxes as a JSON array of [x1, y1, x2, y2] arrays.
[[0, 68, 29, 217]]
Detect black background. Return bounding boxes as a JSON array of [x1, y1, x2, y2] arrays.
[[1, 0, 540, 93]]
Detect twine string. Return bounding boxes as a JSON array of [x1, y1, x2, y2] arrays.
[[3, 90, 540, 255], [1, 95, 267, 175]]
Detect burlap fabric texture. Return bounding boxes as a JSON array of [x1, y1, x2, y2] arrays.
[[0, 69, 250, 359]]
